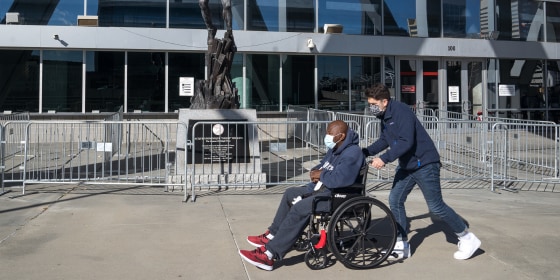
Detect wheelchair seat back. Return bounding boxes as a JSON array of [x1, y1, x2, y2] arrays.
[[330, 163, 369, 210]]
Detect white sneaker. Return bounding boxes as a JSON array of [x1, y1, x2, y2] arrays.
[[454, 232, 481, 260], [388, 240, 411, 259]]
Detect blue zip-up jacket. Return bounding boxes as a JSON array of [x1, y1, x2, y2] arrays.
[[364, 99, 440, 170], [305, 129, 365, 193]]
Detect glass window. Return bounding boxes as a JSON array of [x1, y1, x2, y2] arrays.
[[351, 57, 380, 111], [443, 0, 479, 38], [246, 54, 280, 111], [86, 51, 124, 113], [400, 59, 416, 106], [384, 56, 396, 96], [546, 60, 560, 123], [496, 0, 544, 41], [98, 0, 166, 27], [87, 0, 98, 17], [1, 0, 83, 25], [0, 2, 11, 24], [170, 0, 244, 30], [42, 50, 82, 112], [497, 59, 544, 120], [318, 56, 349, 110], [231, 53, 244, 108], [384, 0, 440, 37], [546, 2, 560, 42], [0, 50, 40, 112], [426, 0, 442, 37], [422, 60, 438, 110], [318, 0, 381, 35], [384, 0, 412, 36], [282, 55, 314, 107], [127, 52, 165, 112], [247, 0, 314, 32], [49, 0, 83, 26], [168, 52, 205, 112], [445, 60, 461, 113], [468, 61, 483, 116]]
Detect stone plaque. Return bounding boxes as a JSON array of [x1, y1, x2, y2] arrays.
[[187, 119, 250, 164]]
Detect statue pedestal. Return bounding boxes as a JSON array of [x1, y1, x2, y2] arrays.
[[173, 109, 266, 190]]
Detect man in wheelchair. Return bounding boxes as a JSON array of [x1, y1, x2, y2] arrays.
[[239, 120, 365, 271]]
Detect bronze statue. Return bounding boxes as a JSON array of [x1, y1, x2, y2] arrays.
[[190, 0, 239, 109], [199, 0, 232, 44]]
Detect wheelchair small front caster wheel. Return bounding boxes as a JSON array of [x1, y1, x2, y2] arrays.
[[304, 249, 327, 270], [293, 237, 310, 252]]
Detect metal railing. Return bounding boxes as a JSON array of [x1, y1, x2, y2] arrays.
[[185, 120, 363, 201], [15, 121, 187, 195], [1, 109, 559, 202], [490, 122, 559, 191], [0, 112, 30, 124], [0, 124, 5, 196]]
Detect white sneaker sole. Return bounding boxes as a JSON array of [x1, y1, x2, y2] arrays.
[[387, 248, 411, 259], [238, 250, 273, 271], [246, 238, 267, 248], [383, 247, 411, 259], [454, 238, 481, 260]]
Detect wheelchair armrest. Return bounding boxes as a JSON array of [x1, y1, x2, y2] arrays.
[[331, 183, 364, 195], [312, 195, 332, 215]]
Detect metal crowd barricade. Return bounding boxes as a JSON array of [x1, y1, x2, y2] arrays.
[[414, 108, 436, 118], [186, 120, 359, 202], [0, 123, 5, 196], [436, 110, 479, 121], [490, 122, 560, 192], [363, 119, 495, 183], [334, 111, 378, 143], [286, 105, 314, 146], [18, 121, 187, 195], [4, 109, 558, 201], [428, 120, 493, 181], [362, 120, 395, 182], [286, 106, 560, 193], [2, 121, 30, 187], [307, 109, 335, 148], [0, 113, 31, 194], [0, 112, 30, 123]]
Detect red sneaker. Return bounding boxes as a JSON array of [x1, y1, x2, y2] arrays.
[[238, 246, 274, 271], [247, 230, 270, 247]]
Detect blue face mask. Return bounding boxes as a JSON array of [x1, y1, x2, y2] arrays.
[[324, 133, 341, 149]]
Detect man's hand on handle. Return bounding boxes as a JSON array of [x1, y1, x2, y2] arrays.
[[371, 158, 385, 169]]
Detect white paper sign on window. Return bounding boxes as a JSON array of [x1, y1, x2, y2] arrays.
[[448, 86, 460, 103], [179, 77, 195, 96], [498, 84, 516, 96]]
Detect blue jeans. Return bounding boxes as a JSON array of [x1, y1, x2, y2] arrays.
[[389, 162, 467, 240]]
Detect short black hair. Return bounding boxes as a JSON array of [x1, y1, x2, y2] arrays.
[[365, 83, 391, 100]]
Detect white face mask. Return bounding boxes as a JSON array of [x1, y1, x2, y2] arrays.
[[324, 133, 341, 149]]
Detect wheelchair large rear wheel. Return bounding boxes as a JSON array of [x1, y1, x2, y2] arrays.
[[327, 196, 397, 269]]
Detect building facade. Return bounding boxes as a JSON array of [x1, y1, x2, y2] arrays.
[[1, 0, 560, 122]]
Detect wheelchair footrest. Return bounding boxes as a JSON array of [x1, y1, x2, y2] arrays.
[[314, 229, 327, 249]]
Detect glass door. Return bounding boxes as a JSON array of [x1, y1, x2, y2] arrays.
[[396, 58, 439, 116], [421, 60, 439, 116], [399, 59, 417, 107], [445, 60, 485, 119]]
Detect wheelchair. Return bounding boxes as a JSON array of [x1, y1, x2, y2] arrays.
[[294, 164, 398, 270]]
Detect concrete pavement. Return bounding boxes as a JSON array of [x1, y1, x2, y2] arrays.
[[1, 182, 559, 280]]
